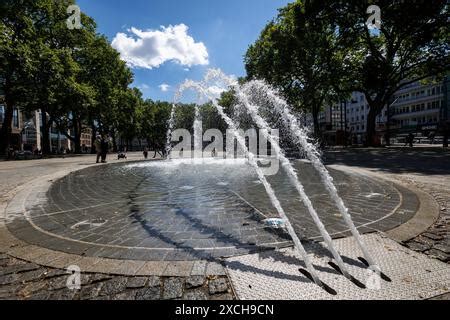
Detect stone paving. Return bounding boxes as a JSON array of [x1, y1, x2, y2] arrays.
[[0, 254, 233, 300], [402, 180, 449, 263], [0, 153, 235, 300], [5, 160, 414, 263], [0, 148, 449, 300], [325, 148, 449, 265]]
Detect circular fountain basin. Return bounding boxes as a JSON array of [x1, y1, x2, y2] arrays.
[[8, 159, 418, 261]]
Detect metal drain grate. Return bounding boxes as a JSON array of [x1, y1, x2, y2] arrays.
[[224, 233, 450, 300]]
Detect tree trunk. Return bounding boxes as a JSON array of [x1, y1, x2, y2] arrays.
[[0, 100, 14, 156], [90, 123, 97, 154], [312, 106, 322, 139], [111, 130, 117, 152], [72, 117, 82, 154], [365, 107, 379, 147]]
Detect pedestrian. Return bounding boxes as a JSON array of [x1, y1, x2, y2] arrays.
[[95, 135, 102, 163], [100, 135, 110, 163], [143, 147, 149, 159], [408, 133, 414, 148], [429, 132, 436, 145]]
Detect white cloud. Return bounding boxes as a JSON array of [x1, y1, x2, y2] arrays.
[[159, 83, 170, 92], [139, 84, 150, 90], [111, 24, 209, 69]]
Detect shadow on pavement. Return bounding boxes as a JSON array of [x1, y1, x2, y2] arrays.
[[324, 148, 450, 175]]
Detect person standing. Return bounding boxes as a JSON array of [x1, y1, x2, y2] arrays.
[[100, 135, 110, 163], [143, 147, 149, 159], [95, 135, 102, 163], [408, 133, 415, 148]]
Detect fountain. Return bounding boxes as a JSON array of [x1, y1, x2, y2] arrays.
[[168, 80, 325, 287], [165, 69, 384, 291]]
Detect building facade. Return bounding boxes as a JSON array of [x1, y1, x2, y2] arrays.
[[318, 78, 448, 146], [0, 105, 93, 153], [390, 81, 445, 136], [0, 102, 28, 151]]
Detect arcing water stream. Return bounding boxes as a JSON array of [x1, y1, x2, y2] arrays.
[[165, 69, 381, 290]]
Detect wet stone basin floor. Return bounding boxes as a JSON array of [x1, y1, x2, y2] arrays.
[[7, 160, 418, 261]]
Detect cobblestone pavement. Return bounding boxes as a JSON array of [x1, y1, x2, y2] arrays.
[[327, 148, 450, 300], [1, 148, 449, 300], [400, 179, 449, 263], [1, 154, 235, 300], [325, 147, 449, 265], [0, 254, 233, 300]]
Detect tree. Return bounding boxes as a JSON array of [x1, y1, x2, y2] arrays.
[[85, 35, 134, 151], [0, 0, 136, 155], [332, 0, 449, 146], [245, 0, 349, 138], [137, 100, 171, 154], [0, 0, 99, 154], [0, 0, 40, 155]]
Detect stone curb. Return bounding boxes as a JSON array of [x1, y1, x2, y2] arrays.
[[329, 165, 441, 243], [2, 161, 435, 277], [0, 160, 226, 277], [384, 183, 440, 242]]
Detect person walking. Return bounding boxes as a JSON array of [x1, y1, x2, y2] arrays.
[[100, 135, 110, 163], [95, 135, 102, 163], [408, 133, 415, 148], [143, 147, 149, 159]]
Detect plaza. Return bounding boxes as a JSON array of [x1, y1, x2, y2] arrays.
[[1, 0, 449, 305], [0, 147, 448, 300]]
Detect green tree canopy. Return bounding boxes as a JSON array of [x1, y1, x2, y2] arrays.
[[245, 0, 350, 137], [331, 0, 449, 146]]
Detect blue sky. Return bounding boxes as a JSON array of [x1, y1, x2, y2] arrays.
[[77, 0, 291, 102]]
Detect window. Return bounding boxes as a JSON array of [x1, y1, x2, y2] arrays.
[[12, 108, 19, 128]]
